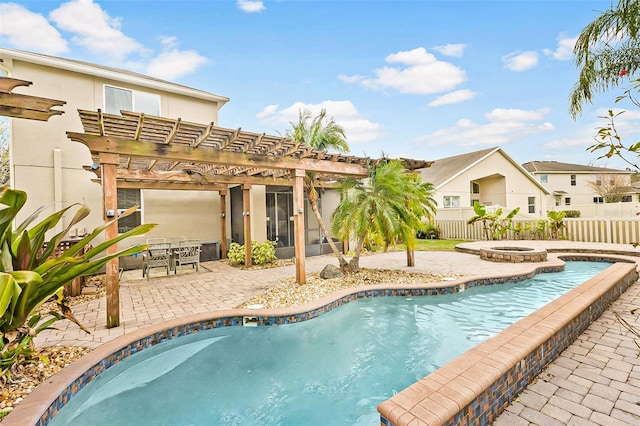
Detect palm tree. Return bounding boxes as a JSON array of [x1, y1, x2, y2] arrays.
[[331, 159, 436, 272], [288, 109, 351, 270], [570, 0, 640, 118]]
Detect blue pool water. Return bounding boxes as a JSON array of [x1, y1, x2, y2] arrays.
[[50, 261, 611, 426]]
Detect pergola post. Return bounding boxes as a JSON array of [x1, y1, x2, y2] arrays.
[[242, 184, 252, 266], [100, 153, 120, 328], [219, 187, 227, 259], [293, 169, 306, 284]]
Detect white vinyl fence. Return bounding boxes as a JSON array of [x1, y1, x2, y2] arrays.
[[437, 218, 640, 244]]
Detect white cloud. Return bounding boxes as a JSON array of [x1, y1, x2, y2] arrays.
[[256, 100, 384, 143], [146, 49, 207, 80], [485, 108, 550, 122], [341, 47, 466, 95], [432, 43, 466, 58], [428, 89, 477, 107], [49, 0, 143, 61], [237, 0, 265, 13], [417, 108, 554, 146], [0, 3, 68, 54], [503, 51, 538, 71], [543, 34, 577, 60], [337, 74, 365, 84]]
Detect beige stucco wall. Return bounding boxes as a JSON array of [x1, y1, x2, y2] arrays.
[[434, 151, 548, 219], [250, 185, 267, 243], [1, 53, 224, 244]]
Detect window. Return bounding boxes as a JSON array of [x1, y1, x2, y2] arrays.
[[105, 85, 160, 115], [540, 174, 548, 183], [622, 195, 632, 202], [117, 189, 142, 234], [528, 197, 536, 214], [564, 197, 571, 206], [570, 174, 576, 186], [593, 196, 604, 204], [595, 174, 602, 186], [443, 196, 460, 208], [471, 182, 480, 194]]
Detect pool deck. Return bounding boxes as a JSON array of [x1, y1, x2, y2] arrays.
[[26, 241, 640, 425]]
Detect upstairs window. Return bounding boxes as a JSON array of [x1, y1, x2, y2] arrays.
[[105, 85, 160, 116], [595, 174, 602, 186], [564, 197, 571, 206], [443, 196, 460, 208], [471, 182, 480, 194], [540, 174, 548, 183], [570, 174, 576, 186]]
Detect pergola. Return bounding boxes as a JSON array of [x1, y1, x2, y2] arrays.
[[0, 77, 65, 120], [67, 109, 431, 327]]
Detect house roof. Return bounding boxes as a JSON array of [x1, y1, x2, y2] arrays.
[[419, 147, 496, 187], [419, 147, 550, 194], [521, 160, 630, 174], [0, 48, 230, 106]]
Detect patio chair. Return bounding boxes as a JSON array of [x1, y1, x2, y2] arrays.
[[142, 243, 171, 280], [174, 240, 201, 274]]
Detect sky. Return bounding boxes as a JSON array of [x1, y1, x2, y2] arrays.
[[1, 0, 638, 170]]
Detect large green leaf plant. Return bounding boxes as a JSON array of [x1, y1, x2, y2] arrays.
[[0, 187, 155, 381]]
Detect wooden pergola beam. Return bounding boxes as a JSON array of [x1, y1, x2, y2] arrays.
[[0, 78, 65, 121], [115, 181, 227, 191], [116, 169, 295, 186], [0, 106, 63, 121], [67, 132, 369, 176]]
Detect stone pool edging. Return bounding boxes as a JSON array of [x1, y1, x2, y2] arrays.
[[4, 254, 636, 425], [378, 257, 639, 426]]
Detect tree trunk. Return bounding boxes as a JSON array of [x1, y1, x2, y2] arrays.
[[306, 185, 349, 270], [343, 235, 364, 273], [406, 248, 415, 266]]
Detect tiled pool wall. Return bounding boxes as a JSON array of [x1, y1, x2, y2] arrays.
[[9, 255, 637, 426], [378, 258, 639, 426]]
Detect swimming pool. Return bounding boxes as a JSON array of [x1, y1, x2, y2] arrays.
[[47, 261, 612, 425]]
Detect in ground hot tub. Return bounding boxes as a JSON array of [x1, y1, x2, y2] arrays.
[[480, 246, 547, 262]]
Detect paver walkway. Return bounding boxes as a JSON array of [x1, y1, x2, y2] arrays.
[[34, 243, 640, 425]]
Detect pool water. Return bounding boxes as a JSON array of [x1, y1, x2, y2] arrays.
[[50, 261, 611, 426]]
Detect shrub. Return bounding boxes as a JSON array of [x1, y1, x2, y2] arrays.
[[564, 210, 581, 218], [417, 222, 440, 239], [227, 241, 277, 266], [251, 240, 277, 265]]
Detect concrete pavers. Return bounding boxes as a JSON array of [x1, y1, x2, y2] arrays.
[[34, 244, 640, 425], [494, 277, 640, 426]]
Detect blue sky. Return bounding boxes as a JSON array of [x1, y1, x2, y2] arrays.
[[1, 0, 637, 169]]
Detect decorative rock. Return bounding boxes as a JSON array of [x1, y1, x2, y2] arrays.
[[320, 264, 342, 279], [81, 285, 98, 295]]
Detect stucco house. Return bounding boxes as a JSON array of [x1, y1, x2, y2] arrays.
[[419, 147, 549, 220], [521, 161, 639, 217], [0, 48, 357, 262]]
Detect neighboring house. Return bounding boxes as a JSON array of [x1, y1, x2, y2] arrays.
[[0, 48, 344, 260], [521, 161, 640, 217], [419, 147, 549, 220]]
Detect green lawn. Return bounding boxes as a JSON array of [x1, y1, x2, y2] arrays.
[[395, 239, 469, 252]]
